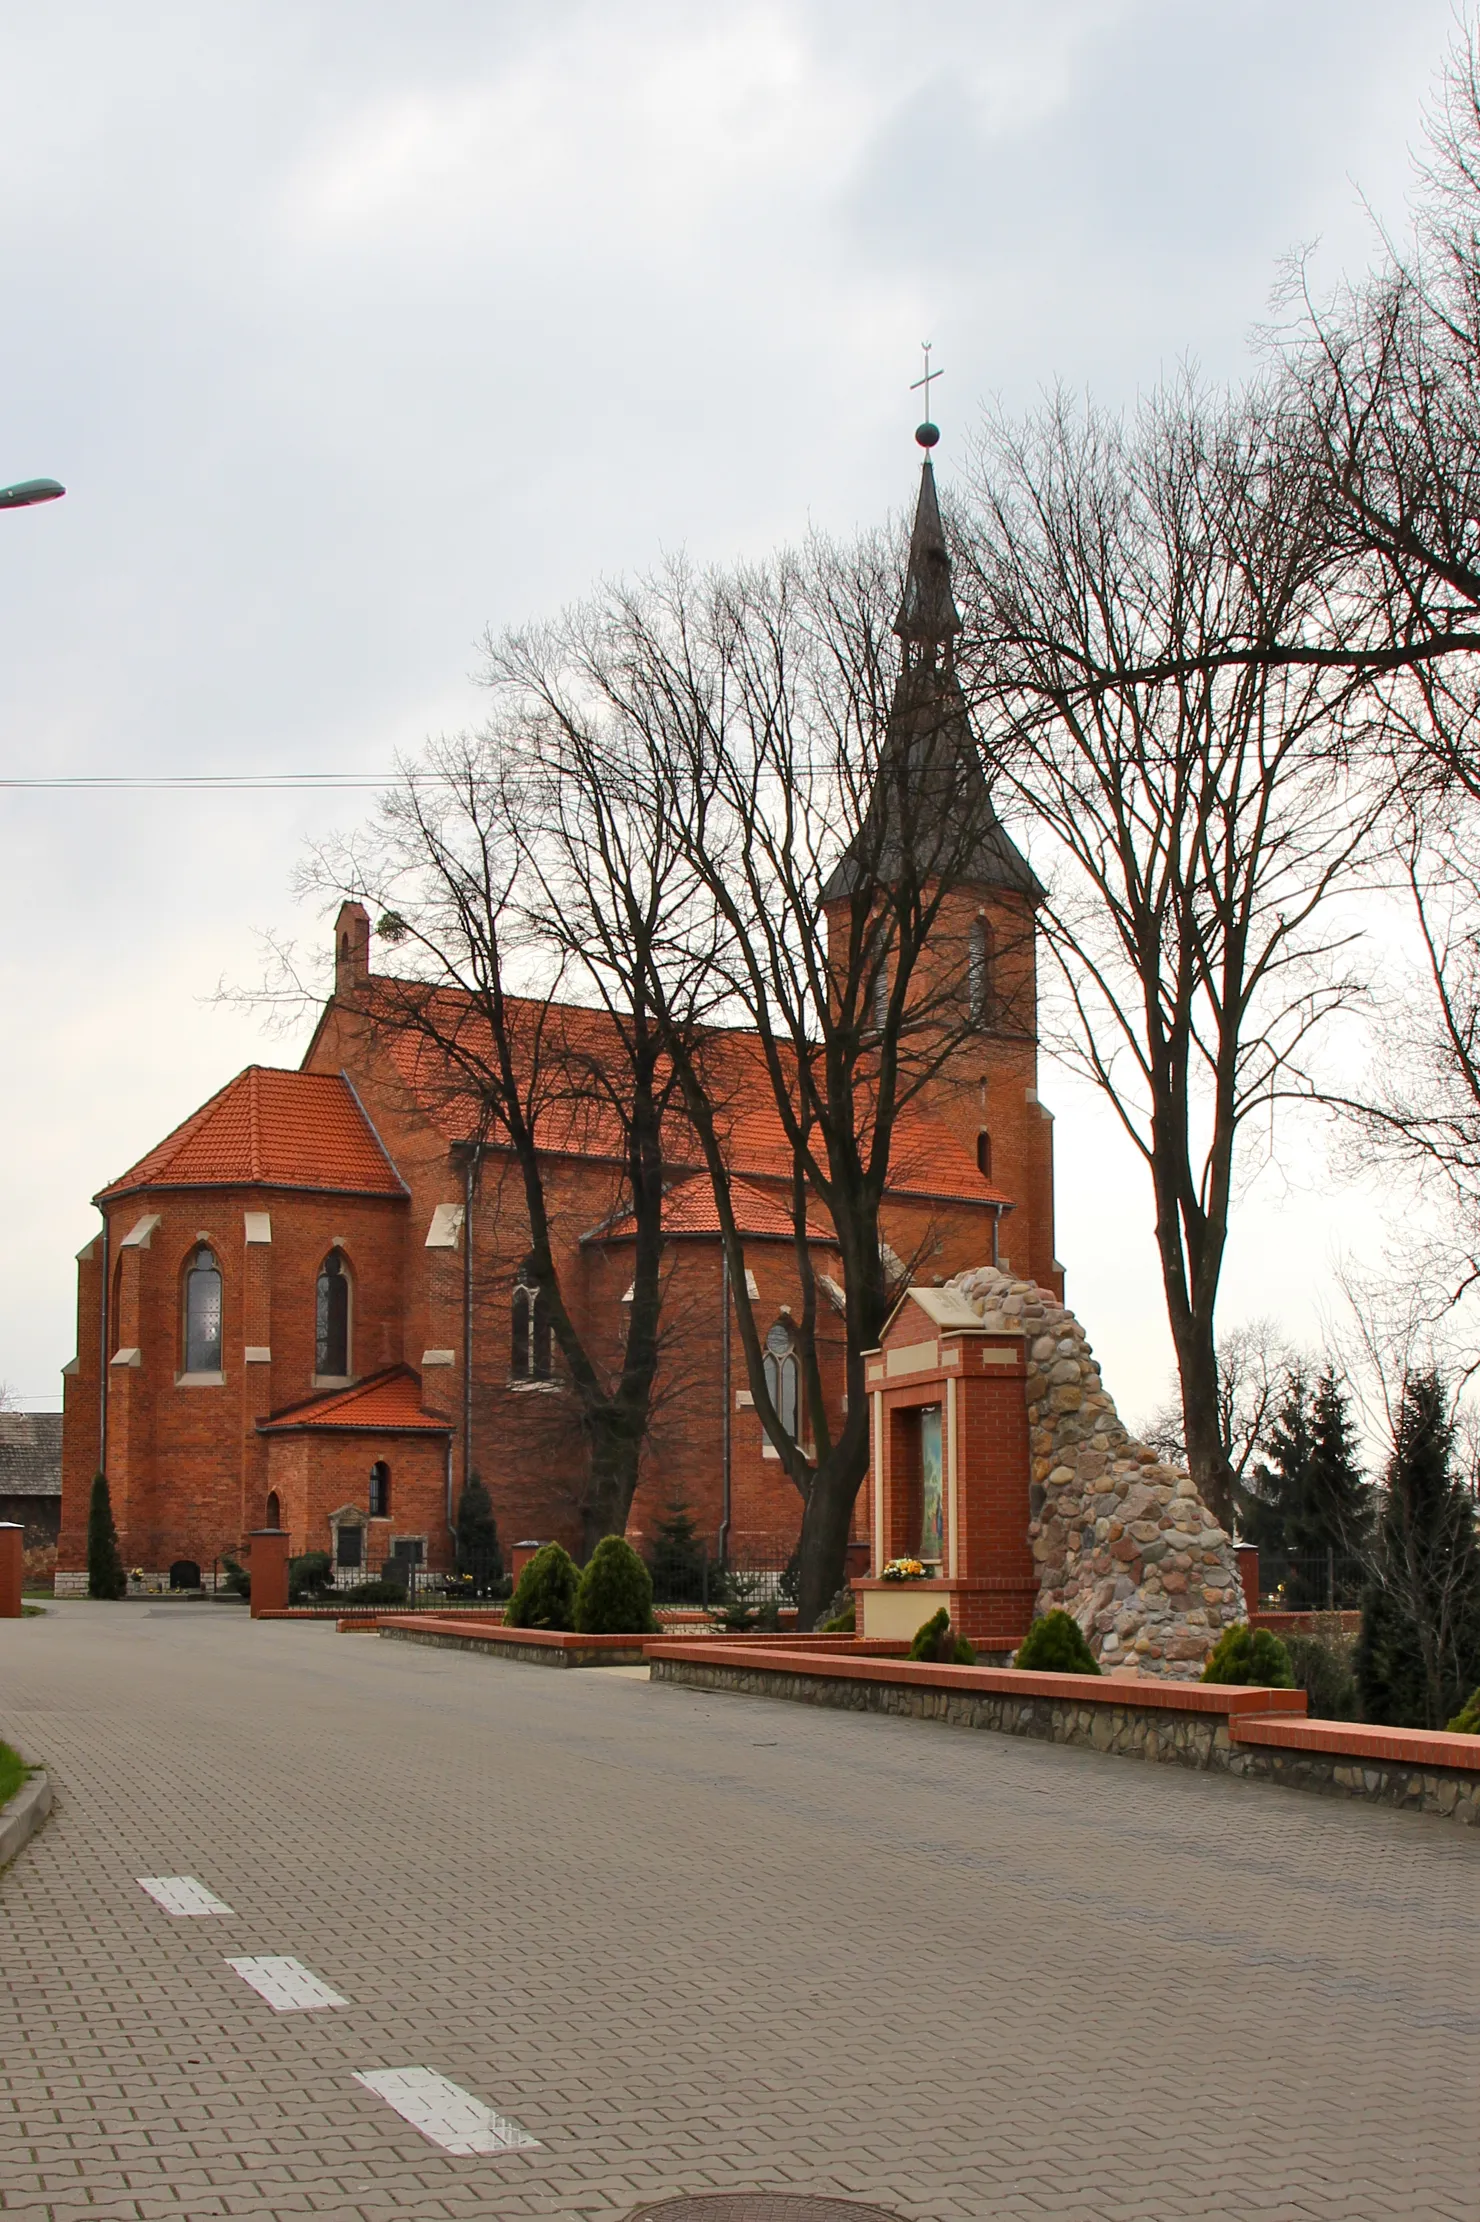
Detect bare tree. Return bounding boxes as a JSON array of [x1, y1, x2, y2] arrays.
[[961, 379, 1378, 1528], [483, 481, 1038, 1624], [302, 736, 686, 1553], [1137, 1316, 1299, 1497]]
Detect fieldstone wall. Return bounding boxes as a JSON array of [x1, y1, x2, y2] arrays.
[[950, 1265, 1245, 1679]]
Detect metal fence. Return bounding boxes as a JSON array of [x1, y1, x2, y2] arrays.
[[1256, 1550, 1367, 1612], [214, 1547, 510, 1611], [648, 1537, 801, 1614]]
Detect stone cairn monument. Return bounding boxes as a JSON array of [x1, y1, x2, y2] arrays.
[[950, 1264, 1246, 1679]]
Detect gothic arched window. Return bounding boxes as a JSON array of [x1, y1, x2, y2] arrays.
[[969, 917, 993, 1027], [976, 1130, 992, 1179], [368, 1461, 390, 1518], [511, 1268, 552, 1380], [183, 1246, 222, 1374], [763, 1320, 800, 1442], [315, 1249, 351, 1377]]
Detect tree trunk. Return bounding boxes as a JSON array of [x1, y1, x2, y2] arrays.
[[579, 1417, 644, 1561], [1174, 1313, 1236, 1534], [794, 1421, 869, 1628]]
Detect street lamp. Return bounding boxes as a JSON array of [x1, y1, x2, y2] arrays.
[[0, 478, 64, 510]]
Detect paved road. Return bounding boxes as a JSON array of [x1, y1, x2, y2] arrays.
[[1, 1605, 1476, 2222]]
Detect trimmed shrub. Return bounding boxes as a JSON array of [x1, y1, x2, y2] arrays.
[[574, 1535, 657, 1635], [1448, 1686, 1480, 1735], [505, 1541, 579, 1630], [219, 1555, 250, 1600], [1015, 1608, 1100, 1675], [908, 1605, 976, 1665], [1284, 1632, 1357, 1720], [287, 1551, 335, 1604], [86, 1473, 127, 1600], [822, 1600, 856, 1633], [1202, 1622, 1295, 1688], [340, 1577, 407, 1604]]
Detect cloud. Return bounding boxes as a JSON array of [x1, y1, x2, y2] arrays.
[[0, 0, 1463, 1415]]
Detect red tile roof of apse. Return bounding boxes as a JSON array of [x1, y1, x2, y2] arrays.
[[98, 1067, 406, 1203], [257, 1368, 450, 1435], [343, 981, 1010, 1207]]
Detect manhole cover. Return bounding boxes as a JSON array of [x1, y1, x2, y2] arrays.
[[624, 2201, 906, 2221]]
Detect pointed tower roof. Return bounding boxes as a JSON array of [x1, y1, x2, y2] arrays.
[[894, 457, 963, 653], [822, 434, 1041, 904]]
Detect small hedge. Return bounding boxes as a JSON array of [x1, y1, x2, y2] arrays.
[[822, 1600, 856, 1633], [573, 1536, 656, 1635], [1014, 1608, 1100, 1675], [505, 1541, 579, 1630], [288, 1551, 335, 1604], [341, 1577, 408, 1605], [1284, 1632, 1357, 1720], [908, 1604, 976, 1665], [1202, 1623, 1294, 1688], [0, 1740, 29, 1809], [1449, 1686, 1480, 1736]]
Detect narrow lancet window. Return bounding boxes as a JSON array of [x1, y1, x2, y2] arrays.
[[316, 1250, 350, 1376], [183, 1247, 222, 1374], [763, 1320, 801, 1442]]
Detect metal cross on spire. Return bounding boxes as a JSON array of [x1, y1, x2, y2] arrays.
[[911, 341, 943, 449]]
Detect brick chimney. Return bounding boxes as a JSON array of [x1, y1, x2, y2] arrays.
[[335, 902, 371, 997]]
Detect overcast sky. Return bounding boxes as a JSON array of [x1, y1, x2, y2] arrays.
[[0, 0, 1461, 1432]]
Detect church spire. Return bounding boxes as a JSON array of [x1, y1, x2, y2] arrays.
[[895, 350, 962, 664], [893, 449, 963, 664]]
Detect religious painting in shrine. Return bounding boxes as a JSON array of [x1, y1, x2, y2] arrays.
[[919, 1404, 943, 1562]]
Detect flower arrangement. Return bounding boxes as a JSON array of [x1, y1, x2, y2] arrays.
[[881, 1557, 927, 1582]]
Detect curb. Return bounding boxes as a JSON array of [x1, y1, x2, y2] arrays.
[[0, 1769, 52, 1870]]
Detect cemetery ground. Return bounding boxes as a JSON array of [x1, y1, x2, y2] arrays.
[[0, 1606, 1476, 2222]]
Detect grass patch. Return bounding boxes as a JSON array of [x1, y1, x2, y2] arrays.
[[0, 1741, 34, 1808], [21, 1603, 46, 1617]]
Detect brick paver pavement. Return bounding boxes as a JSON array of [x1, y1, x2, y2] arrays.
[[1, 1603, 1477, 2221]]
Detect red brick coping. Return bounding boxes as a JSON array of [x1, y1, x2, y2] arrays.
[[375, 1617, 652, 1665], [647, 1642, 1480, 1825], [1230, 1711, 1480, 1770], [643, 1641, 1308, 1715], [370, 1619, 909, 1664]]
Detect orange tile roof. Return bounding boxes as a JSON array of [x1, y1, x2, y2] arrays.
[[257, 1367, 450, 1435], [350, 980, 1010, 1209], [98, 1067, 406, 1203], [590, 1172, 839, 1245]]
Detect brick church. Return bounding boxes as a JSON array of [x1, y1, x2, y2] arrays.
[[56, 455, 1060, 1592]]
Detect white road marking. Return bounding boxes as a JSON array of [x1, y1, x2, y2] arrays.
[[226, 1956, 347, 2011], [353, 2067, 540, 2154], [137, 1876, 235, 1916]]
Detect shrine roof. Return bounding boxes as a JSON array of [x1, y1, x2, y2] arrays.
[[256, 1367, 450, 1436], [98, 1067, 406, 1204]]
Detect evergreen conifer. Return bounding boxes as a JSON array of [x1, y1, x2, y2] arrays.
[[1356, 1370, 1480, 1728], [86, 1473, 127, 1600], [1246, 1366, 1371, 1606], [648, 1500, 707, 1605], [1014, 1608, 1100, 1675], [454, 1472, 502, 1595], [504, 1541, 578, 1630], [573, 1535, 656, 1634]]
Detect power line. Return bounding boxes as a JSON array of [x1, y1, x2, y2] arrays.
[[0, 772, 401, 791]]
